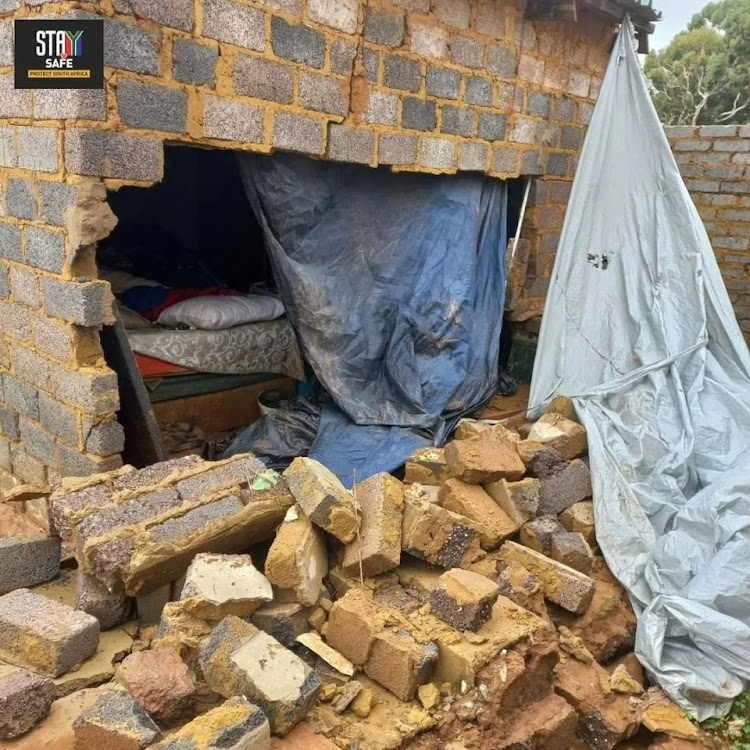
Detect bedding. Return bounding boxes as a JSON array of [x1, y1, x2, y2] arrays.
[[156, 294, 285, 329], [121, 285, 242, 322], [133, 353, 192, 378], [126, 317, 305, 380]]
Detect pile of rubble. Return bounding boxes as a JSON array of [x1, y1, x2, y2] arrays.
[[0, 398, 718, 749]]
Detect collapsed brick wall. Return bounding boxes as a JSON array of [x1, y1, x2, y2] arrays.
[[666, 125, 750, 343], [0, 0, 613, 483]]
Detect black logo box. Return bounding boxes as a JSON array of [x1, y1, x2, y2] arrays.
[[15, 19, 103, 89]]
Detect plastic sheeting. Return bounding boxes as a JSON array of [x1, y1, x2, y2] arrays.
[[529, 19, 750, 719], [231, 154, 507, 486]]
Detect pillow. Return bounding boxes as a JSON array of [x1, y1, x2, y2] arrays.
[[156, 294, 285, 330]]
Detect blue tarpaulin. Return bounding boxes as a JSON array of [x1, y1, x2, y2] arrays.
[[226, 153, 507, 486]]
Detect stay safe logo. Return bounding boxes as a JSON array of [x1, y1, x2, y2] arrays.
[[14, 20, 103, 89], [42, 29, 85, 60]]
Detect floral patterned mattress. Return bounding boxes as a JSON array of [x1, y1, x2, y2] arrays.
[[126, 317, 305, 380]]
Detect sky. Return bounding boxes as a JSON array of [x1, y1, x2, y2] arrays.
[[650, 0, 711, 51]]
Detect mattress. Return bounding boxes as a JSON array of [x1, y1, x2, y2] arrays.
[[126, 317, 305, 380]]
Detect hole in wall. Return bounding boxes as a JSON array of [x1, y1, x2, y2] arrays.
[[96, 145, 517, 467]]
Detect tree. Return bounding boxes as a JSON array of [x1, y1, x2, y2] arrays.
[[643, 0, 750, 125]]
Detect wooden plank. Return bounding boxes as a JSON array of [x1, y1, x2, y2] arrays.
[[579, 0, 656, 29], [100, 319, 166, 468]]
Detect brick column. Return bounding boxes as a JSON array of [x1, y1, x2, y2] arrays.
[[667, 125, 750, 343]]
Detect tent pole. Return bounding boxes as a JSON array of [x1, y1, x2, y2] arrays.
[[508, 176, 532, 269]]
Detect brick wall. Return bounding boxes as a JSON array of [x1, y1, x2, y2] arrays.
[[0, 0, 613, 483], [666, 125, 750, 343]]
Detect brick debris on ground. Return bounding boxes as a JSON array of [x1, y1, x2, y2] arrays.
[[0, 400, 715, 750]]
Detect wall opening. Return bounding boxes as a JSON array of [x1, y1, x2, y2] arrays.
[[100, 145, 517, 467], [101, 145, 301, 465]]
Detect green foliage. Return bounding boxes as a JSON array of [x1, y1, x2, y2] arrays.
[[643, 0, 750, 125], [702, 691, 750, 749]]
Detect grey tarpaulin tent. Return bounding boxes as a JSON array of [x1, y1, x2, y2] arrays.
[[530, 19, 750, 718]]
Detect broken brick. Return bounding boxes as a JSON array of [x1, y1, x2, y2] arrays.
[[607, 652, 645, 688], [405, 482, 441, 505], [181, 552, 272, 620], [518, 441, 567, 477], [417, 682, 440, 710], [501, 541, 596, 614], [152, 601, 213, 673], [76, 570, 132, 630], [296, 630, 354, 676], [609, 663, 643, 694], [120, 483, 294, 595], [395, 557, 445, 601], [551, 531, 594, 574], [73, 688, 162, 750], [75, 487, 183, 561], [365, 627, 439, 701], [331, 680, 363, 713], [0, 588, 100, 677], [463, 550, 505, 579], [116, 646, 195, 726], [527, 413, 587, 460], [265, 507, 327, 607], [544, 395, 579, 422], [3, 683, 110, 750], [284, 457, 358, 543], [174, 454, 266, 502], [252, 601, 313, 648], [519, 516, 566, 555], [550, 578, 636, 662], [308, 606, 327, 631], [484, 476, 540, 526], [559, 500, 596, 546], [455, 419, 492, 440], [537, 459, 592, 515], [151, 696, 270, 750], [200, 615, 321, 735], [430, 568, 500, 631], [404, 447, 452, 484], [0, 669, 55, 739], [640, 692, 701, 742], [0, 504, 60, 594], [444, 426, 526, 484], [325, 589, 387, 666], [402, 494, 484, 569], [49, 480, 113, 542], [419, 595, 549, 685], [495, 560, 547, 619], [351, 686, 373, 718], [341, 472, 403, 577], [112, 455, 202, 492], [438, 478, 517, 549], [557, 624, 595, 663]]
